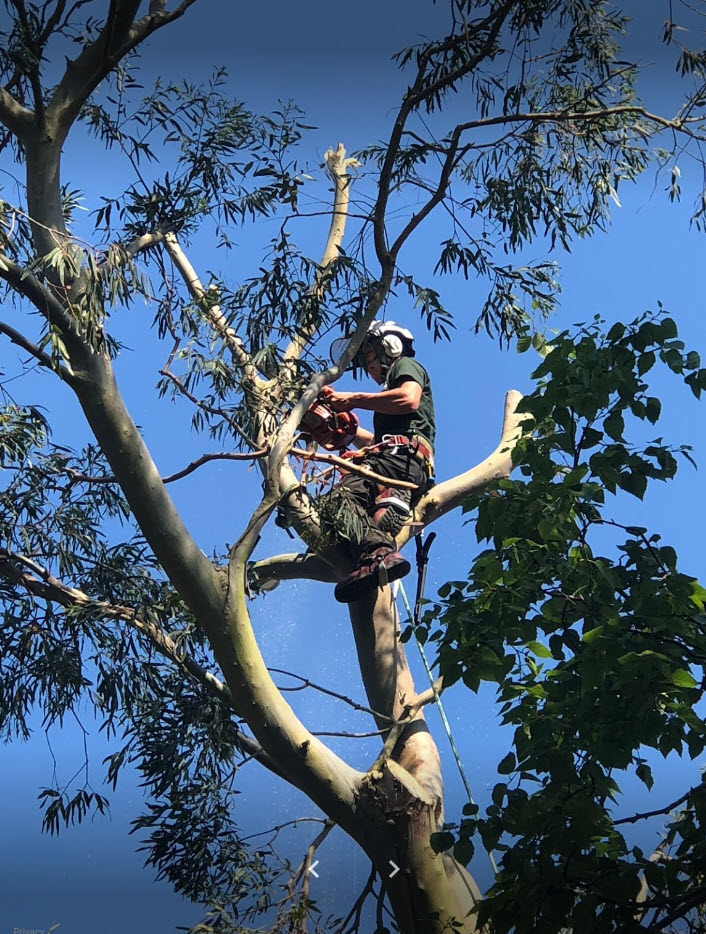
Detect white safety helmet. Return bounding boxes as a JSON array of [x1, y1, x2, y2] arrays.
[[330, 319, 415, 368]]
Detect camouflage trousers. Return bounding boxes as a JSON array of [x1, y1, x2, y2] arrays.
[[318, 447, 428, 564]]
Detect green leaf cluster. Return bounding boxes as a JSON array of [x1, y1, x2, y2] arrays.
[[432, 312, 706, 932]]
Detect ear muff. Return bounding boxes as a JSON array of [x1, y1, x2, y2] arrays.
[[381, 333, 404, 358]]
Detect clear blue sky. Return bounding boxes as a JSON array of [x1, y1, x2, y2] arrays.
[[1, 2, 704, 932]]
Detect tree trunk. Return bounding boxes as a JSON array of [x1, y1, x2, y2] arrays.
[[350, 588, 483, 932]]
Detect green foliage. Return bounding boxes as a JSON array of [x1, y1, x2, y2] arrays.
[[429, 312, 706, 932], [0, 406, 276, 923]]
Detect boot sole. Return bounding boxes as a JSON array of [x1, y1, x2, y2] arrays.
[[334, 557, 411, 604]]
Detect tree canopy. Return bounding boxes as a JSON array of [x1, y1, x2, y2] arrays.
[[0, 2, 705, 932]]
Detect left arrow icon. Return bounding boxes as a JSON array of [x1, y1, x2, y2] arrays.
[[308, 860, 320, 878]]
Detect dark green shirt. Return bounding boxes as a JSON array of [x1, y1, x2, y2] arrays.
[[373, 357, 436, 448]]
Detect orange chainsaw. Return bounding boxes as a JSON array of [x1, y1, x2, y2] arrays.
[[300, 386, 359, 451]]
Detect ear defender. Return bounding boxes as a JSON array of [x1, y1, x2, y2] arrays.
[[381, 333, 404, 358]]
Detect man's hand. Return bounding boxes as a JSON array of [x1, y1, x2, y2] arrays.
[[324, 388, 358, 412]]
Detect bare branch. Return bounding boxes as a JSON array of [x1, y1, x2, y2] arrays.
[[291, 447, 421, 490], [269, 667, 393, 723], [281, 143, 360, 366], [162, 231, 262, 383], [60, 450, 268, 486], [0, 318, 75, 383]]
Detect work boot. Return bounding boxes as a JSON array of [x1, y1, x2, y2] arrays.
[[334, 546, 411, 604]]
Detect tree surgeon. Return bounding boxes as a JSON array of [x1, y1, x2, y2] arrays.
[[323, 320, 436, 603]]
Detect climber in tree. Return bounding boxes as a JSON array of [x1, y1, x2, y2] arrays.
[[324, 320, 436, 603]]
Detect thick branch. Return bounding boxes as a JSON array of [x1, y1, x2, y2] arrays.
[[46, 0, 200, 141], [249, 552, 337, 587], [397, 389, 525, 550], [0, 85, 33, 138], [281, 143, 360, 366]]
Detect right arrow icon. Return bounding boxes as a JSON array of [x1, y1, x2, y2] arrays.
[[388, 860, 400, 878]]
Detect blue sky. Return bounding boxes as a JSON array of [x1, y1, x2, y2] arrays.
[[1, 2, 705, 932]]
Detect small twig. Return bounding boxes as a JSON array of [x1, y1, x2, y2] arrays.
[[60, 449, 267, 486], [241, 816, 328, 844], [336, 864, 377, 934], [160, 367, 261, 451], [614, 785, 702, 826], [268, 667, 393, 722]]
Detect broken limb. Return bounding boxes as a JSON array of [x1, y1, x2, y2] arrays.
[[281, 143, 361, 368], [396, 388, 525, 549]]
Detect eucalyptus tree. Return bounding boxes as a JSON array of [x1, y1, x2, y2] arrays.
[[1, 2, 705, 933]]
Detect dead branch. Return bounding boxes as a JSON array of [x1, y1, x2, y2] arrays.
[[61, 449, 268, 486], [269, 667, 393, 723]]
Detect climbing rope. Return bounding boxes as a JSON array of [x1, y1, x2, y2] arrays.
[[396, 533, 498, 876]]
